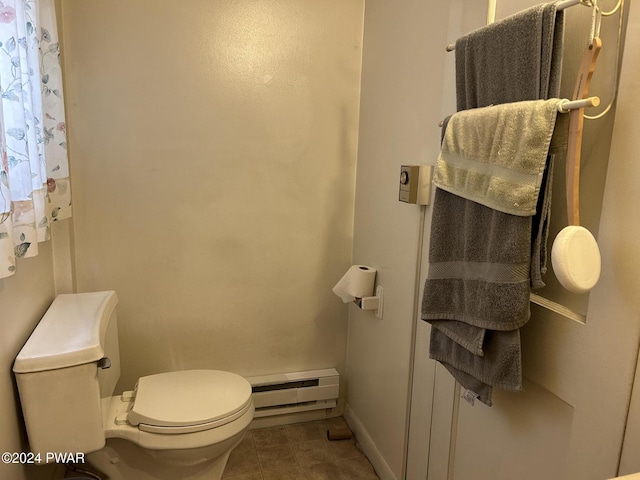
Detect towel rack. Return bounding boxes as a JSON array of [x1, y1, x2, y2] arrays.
[[436, 97, 600, 127], [558, 96, 600, 113], [445, 0, 591, 51]]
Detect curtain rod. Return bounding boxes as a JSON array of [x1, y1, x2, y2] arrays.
[[446, 0, 587, 51]]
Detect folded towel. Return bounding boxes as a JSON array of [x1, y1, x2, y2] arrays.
[[434, 99, 561, 216], [455, 3, 565, 109], [423, 2, 565, 405]]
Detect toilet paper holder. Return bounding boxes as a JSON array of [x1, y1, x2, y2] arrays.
[[354, 286, 384, 319]]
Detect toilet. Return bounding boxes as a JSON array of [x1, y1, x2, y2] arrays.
[[13, 291, 254, 480]]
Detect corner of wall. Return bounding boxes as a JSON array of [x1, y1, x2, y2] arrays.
[[344, 404, 398, 480], [0, 249, 57, 480], [51, 219, 76, 295]]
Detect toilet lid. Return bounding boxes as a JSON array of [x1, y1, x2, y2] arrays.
[[128, 370, 252, 430]]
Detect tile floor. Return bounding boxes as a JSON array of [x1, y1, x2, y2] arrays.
[[222, 417, 380, 480]]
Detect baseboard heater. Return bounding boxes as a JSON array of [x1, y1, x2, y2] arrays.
[[245, 368, 339, 418]]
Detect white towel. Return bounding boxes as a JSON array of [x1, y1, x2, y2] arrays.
[[434, 99, 561, 216]]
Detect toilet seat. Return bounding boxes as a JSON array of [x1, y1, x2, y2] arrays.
[[128, 370, 253, 435]]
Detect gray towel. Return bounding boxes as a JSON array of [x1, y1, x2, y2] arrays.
[[423, 2, 565, 405], [422, 189, 533, 331], [455, 3, 565, 109], [531, 115, 569, 288], [431, 327, 523, 407]]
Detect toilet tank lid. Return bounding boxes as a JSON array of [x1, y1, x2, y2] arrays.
[[13, 291, 119, 374]]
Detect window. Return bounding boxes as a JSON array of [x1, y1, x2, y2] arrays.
[[0, 0, 70, 278]]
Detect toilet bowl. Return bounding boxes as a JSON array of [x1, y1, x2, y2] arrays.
[[88, 369, 254, 479], [13, 291, 254, 480]]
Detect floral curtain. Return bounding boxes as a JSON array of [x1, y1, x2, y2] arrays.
[[0, 0, 70, 279]]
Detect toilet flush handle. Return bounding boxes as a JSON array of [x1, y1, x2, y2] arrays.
[[97, 357, 111, 369]]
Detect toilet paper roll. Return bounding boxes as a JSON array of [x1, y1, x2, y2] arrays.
[[332, 265, 377, 303]]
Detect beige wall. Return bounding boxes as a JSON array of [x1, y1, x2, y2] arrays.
[[344, 0, 453, 478], [0, 246, 57, 480], [405, 4, 487, 478], [60, 0, 364, 390], [3, 3, 639, 480], [615, 2, 640, 473], [349, 1, 640, 479], [0, 9, 71, 480]]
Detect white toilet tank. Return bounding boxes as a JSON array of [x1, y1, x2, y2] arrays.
[[13, 291, 120, 457]]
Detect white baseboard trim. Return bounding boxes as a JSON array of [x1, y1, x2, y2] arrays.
[[344, 404, 398, 480]]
